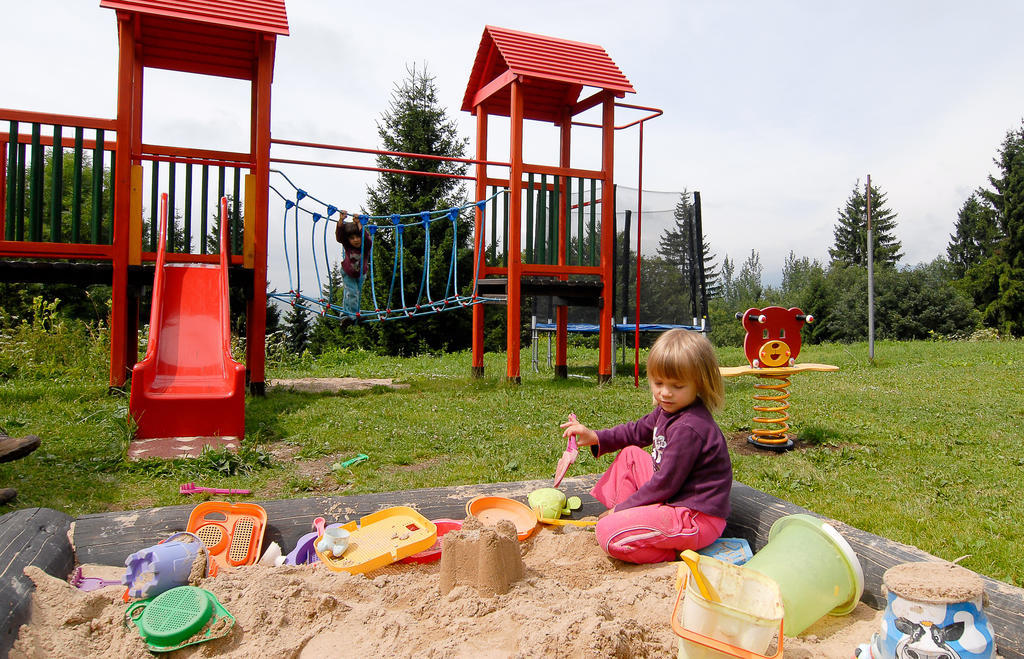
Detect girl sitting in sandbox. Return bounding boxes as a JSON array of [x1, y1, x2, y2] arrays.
[[560, 329, 732, 564]]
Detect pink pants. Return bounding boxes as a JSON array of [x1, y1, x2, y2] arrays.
[[590, 445, 727, 564]]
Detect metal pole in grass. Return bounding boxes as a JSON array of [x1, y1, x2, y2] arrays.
[[866, 175, 875, 361]]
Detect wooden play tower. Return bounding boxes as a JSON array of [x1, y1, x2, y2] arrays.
[[0, 0, 287, 394], [462, 27, 635, 383], [101, 0, 286, 394]]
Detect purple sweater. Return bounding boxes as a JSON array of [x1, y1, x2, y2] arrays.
[[593, 401, 732, 518], [340, 235, 371, 279]]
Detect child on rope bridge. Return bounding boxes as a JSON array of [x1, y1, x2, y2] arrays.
[[559, 329, 732, 564], [334, 212, 371, 326]]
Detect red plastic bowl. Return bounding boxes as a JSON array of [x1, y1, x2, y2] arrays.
[[400, 519, 462, 564]]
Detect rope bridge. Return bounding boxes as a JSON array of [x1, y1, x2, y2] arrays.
[[269, 170, 503, 323]]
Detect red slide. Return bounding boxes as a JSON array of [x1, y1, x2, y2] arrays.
[[129, 194, 245, 440]]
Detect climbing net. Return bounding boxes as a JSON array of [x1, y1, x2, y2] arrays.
[[269, 170, 501, 322]]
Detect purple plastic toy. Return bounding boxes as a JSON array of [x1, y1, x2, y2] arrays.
[[284, 521, 347, 566], [123, 531, 206, 599]]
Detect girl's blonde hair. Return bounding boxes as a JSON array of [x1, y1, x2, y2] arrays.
[[646, 329, 724, 412]]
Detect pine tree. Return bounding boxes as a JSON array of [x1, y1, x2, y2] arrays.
[[947, 192, 1001, 278], [829, 179, 903, 268], [719, 255, 735, 303], [307, 263, 348, 354], [734, 249, 764, 305], [284, 303, 310, 354], [656, 191, 719, 317], [959, 119, 1024, 335], [362, 64, 470, 355], [981, 119, 1024, 268]]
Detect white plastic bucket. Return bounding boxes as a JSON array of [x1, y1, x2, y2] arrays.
[[672, 555, 784, 659]]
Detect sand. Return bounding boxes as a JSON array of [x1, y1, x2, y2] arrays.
[[883, 561, 985, 603], [12, 522, 884, 658]]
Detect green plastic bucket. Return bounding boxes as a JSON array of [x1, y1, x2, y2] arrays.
[[125, 585, 234, 652], [744, 514, 863, 637]]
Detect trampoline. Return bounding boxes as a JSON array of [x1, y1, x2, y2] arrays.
[[531, 319, 706, 377]]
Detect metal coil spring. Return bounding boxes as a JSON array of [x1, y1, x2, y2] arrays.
[[751, 374, 791, 446]]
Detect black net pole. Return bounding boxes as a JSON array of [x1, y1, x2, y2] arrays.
[[694, 191, 708, 324]]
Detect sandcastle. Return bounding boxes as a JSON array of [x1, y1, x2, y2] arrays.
[[439, 517, 525, 597]]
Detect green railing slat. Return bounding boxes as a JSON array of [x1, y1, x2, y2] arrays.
[[149, 159, 159, 251], [565, 176, 572, 265], [107, 150, 114, 244], [49, 125, 63, 242], [577, 177, 584, 266], [168, 161, 177, 252], [91, 129, 104, 245], [72, 128, 83, 243], [184, 164, 193, 254], [489, 185, 497, 263], [4, 121, 17, 240], [536, 174, 546, 264], [589, 180, 597, 266], [549, 177, 559, 265], [502, 186, 508, 267], [562, 176, 570, 264], [15, 143, 26, 241], [525, 175, 534, 263], [218, 166, 226, 253], [29, 123, 43, 242], [232, 167, 241, 254]]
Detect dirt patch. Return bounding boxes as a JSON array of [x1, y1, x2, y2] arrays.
[[267, 377, 409, 394], [267, 443, 300, 462], [263, 444, 360, 497], [725, 431, 855, 456], [392, 456, 444, 472], [726, 430, 802, 456]]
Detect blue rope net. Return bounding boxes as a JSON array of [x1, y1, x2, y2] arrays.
[[269, 170, 502, 323]]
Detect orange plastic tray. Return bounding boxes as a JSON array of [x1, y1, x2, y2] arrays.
[[186, 502, 267, 576], [465, 495, 538, 541], [315, 506, 436, 574]]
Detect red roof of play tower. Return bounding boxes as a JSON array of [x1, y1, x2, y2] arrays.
[[100, 0, 289, 35], [100, 0, 289, 79], [462, 25, 634, 122]]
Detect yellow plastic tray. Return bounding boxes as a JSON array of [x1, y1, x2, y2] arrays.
[[315, 506, 436, 574]]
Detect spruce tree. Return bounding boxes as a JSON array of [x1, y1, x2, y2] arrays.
[[828, 179, 903, 268], [307, 264, 348, 354], [958, 119, 1024, 335], [284, 303, 310, 354], [947, 192, 1001, 278], [656, 191, 719, 318], [981, 119, 1024, 268], [361, 64, 470, 355]]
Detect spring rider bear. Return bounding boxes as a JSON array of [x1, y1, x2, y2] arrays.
[[720, 307, 838, 451]]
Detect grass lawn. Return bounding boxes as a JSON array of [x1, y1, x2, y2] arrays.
[[1, 323, 1021, 588]]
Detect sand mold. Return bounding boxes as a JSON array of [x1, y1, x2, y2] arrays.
[[883, 560, 985, 603]]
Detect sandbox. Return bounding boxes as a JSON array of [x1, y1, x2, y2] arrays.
[[2, 476, 1021, 657]]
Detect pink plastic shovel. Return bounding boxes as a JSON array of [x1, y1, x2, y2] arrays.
[[553, 413, 580, 488]]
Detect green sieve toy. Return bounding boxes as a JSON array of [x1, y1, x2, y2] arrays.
[[125, 585, 235, 653]]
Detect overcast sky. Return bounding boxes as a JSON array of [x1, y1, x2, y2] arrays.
[[8, 1, 1024, 289]]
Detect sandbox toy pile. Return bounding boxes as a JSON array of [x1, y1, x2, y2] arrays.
[[10, 489, 1001, 658]]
